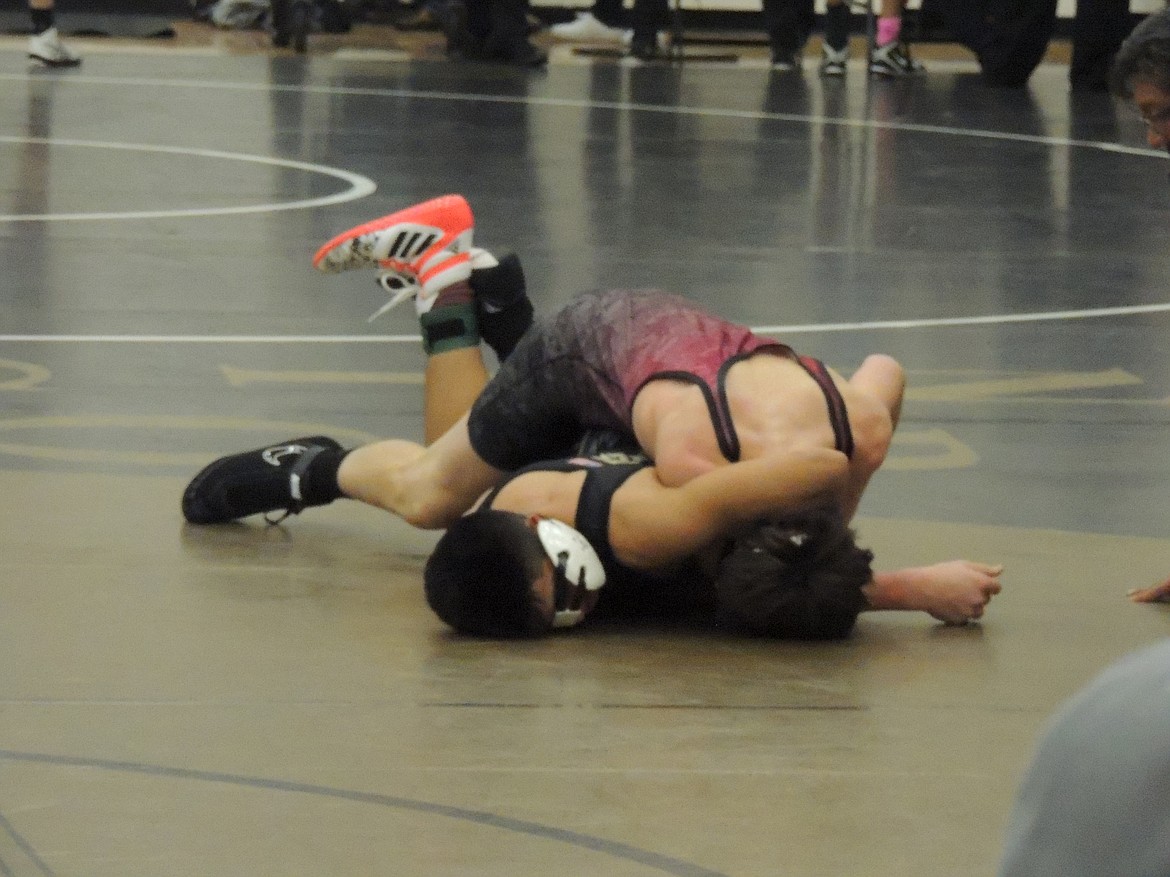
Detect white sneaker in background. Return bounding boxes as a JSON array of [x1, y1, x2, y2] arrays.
[[868, 40, 924, 76], [819, 43, 849, 76], [620, 29, 668, 49], [549, 12, 626, 42], [28, 27, 81, 68]]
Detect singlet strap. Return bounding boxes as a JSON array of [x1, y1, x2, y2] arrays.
[[637, 344, 793, 463], [574, 462, 648, 577], [797, 356, 855, 459]]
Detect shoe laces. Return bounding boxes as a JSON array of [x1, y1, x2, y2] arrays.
[[366, 246, 496, 322], [369, 265, 421, 321]]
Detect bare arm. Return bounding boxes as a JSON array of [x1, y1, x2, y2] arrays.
[[836, 354, 905, 523], [862, 561, 1004, 624], [849, 354, 905, 431], [609, 447, 850, 569]]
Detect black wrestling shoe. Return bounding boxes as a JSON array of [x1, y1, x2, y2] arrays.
[[182, 436, 341, 525]]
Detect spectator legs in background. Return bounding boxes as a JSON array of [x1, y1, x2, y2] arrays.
[[938, 0, 1058, 87], [437, 0, 548, 65], [549, 0, 628, 42], [868, 0, 924, 76], [761, 0, 814, 69], [628, 0, 669, 58], [819, 0, 850, 75], [1070, 0, 1136, 91], [27, 0, 81, 67]]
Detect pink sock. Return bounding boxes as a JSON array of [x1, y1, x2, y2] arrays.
[[876, 16, 901, 47]]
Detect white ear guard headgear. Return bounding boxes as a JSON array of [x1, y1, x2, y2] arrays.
[[535, 518, 606, 629]]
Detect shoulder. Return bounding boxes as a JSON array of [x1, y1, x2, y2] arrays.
[[490, 466, 588, 524]]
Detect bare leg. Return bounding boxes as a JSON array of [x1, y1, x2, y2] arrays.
[[337, 413, 505, 529], [425, 346, 489, 444], [313, 203, 519, 527], [341, 301, 496, 527]]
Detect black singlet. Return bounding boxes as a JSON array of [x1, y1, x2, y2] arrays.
[[481, 452, 651, 590]]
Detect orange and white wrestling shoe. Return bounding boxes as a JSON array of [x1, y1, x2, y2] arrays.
[[313, 194, 475, 318]]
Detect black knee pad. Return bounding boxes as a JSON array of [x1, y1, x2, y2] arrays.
[[471, 253, 533, 361]]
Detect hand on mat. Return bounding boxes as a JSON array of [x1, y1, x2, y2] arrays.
[[917, 560, 1004, 625], [1127, 578, 1170, 603]]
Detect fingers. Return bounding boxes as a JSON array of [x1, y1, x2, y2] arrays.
[[962, 585, 996, 623], [968, 562, 1004, 576], [974, 567, 1002, 597], [976, 575, 1002, 595], [942, 600, 987, 626], [1128, 581, 1170, 603], [972, 562, 1004, 597]]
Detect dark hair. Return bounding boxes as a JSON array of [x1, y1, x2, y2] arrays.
[[715, 509, 873, 640], [1112, 9, 1170, 99], [423, 510, 552, 638]]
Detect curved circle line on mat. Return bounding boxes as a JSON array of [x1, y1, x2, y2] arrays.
[[1, 72, 1163, 158], [0, 135, 377, 222], [0, 749, 728, 877]]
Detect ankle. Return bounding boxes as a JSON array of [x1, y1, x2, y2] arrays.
[[823, 2, 849, 51], [298, 446, 350, 506], [431, 279, 474, 311], [421, 297, 480, 355], [876, 16, 901, 48], [30, 9, 53, 33]]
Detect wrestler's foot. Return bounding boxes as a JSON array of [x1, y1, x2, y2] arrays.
[[313, 194, 475, 310], [182, 436, 342, 525], [368, 247, 499, 322]]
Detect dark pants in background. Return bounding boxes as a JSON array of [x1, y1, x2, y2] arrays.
[[1070, 0, 1136, 90], [761, 0, 816, 58], [930, 0, 1059, 86]]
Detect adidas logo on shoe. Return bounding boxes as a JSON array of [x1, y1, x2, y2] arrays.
[[314, 194, 476, 317]]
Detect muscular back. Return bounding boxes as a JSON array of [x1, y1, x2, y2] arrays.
[[631, 354, 897, 519]]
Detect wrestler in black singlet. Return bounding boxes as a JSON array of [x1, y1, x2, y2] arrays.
[[480, 450, 716, 620]]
